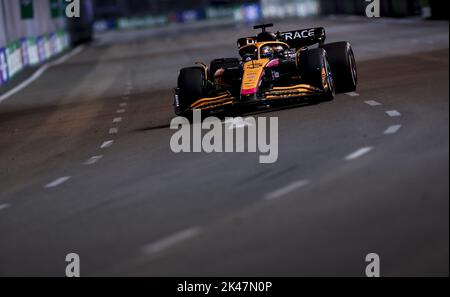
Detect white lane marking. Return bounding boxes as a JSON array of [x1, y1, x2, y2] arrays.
[[346, 92, 360, 97], [142, 228, 201, 255], [0, 66, 49, 103], [117, 109, 126, 114], [109, 127, 119, 135], [119, 103, 128, 107], [265, 180, 310, 200], [84, 155, 103, 165], [45, 176, 71, 188], [0, 204, 11, 212], [113, 117, 122, 123], [101, 140, 114, 149], [122, 96, 130, 100], [345, 147, 374, 161], [0, 46, 84, 104], [386, 110, 402, 117], [384, 125, 402, 135], [365, 100, 382, 106], [51, 46, 84, 65]]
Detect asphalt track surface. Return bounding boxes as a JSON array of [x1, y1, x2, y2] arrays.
[[0, 16, 448, 277]]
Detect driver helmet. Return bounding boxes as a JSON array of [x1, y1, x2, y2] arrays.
[[273, 45, 285, 55], [261, 46, 274, 59]]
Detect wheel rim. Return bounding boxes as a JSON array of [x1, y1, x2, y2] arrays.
[[324, 57, 335, 95], [349, 50, 357, 86]]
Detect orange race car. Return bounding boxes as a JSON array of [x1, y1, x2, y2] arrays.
[[174, 24, 358, 116]]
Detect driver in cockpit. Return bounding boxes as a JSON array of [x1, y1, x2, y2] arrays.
[[261, 45, 285, 59]]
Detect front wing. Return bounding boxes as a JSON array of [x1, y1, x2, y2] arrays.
[[175, 84, 324, 114]]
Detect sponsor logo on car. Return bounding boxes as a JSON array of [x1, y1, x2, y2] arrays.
[[281, 29, 316, 40]]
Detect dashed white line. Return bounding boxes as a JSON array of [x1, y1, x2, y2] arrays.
[[101, 140, 114, 149], [117, 109, 126, 114], [142, 228, 201, 255], [84, 155, 103, 165], [45, 176, 71, 188], [365, 100, 382, 106], [384, 125, 402, 135], [113, 117, 122, 123], [265, 180, 310, 200], [345, 147, 374, 161], [119, 103, 128, 107], [346, 92, 360, 97], [386, 110, 402, 117], [0, 204, 11, 212], [109, 127, 119, 135]]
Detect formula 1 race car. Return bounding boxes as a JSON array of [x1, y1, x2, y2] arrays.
[[174, 24, 357, 116]]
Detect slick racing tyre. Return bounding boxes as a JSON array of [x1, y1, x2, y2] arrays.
[[299, 48, 335, 102], [177, 67, 206, 116], [321, 41, 358, 93]]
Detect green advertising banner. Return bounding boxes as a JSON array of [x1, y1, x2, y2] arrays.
[[20, 0, 34, 20], [6, 41, 23, 78], [50, 0, 62, 18]]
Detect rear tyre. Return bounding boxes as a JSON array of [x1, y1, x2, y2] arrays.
[[299, 48, 335, 102], [176, 67, 206, 116], [321, 41, 358, 93]]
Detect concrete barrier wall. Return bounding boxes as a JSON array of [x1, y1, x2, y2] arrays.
[[0, 0, 66, 46], [0, 0, 70, 87]]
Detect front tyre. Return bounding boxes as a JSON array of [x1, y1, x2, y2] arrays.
[[299, 48, 335, 102], [321, 41, 358, 93], [176, 67, 206, 116]]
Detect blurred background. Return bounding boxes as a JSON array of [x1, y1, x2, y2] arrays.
[[0, 0, 447, 87]]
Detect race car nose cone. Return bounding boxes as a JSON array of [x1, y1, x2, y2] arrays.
[[242, 88, 257, 95]]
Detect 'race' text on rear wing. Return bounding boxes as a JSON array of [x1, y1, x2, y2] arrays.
[[237, 27, 326, 49]]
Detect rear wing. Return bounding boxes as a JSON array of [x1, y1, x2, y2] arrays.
[[237, 37, 257, 48], [237, 27, 326, 49], [280, 27, 326, 49]]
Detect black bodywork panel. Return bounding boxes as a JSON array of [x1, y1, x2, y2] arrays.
[[212, 57, 300, 99]]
